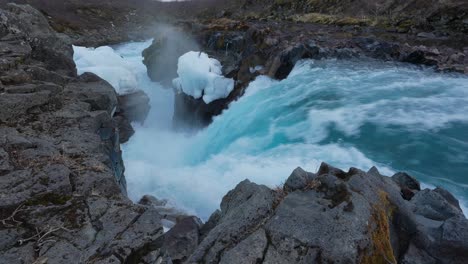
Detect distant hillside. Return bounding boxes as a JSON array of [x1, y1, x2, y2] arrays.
[[1, 0, 466, 37], [187, 0, 468, 33]]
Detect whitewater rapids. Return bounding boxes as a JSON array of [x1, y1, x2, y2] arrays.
[[74, 41, 468, 219]]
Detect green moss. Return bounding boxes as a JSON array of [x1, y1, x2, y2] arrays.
[[395, 19, 416, 32], [25, 193, 71, 206]]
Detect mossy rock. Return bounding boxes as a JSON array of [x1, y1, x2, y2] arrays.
[[25, 193, 72, 206], [396, 19, 417, 32], [360, 191, 397, 264]]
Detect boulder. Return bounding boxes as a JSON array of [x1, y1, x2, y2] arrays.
[[163, 216, 202, 263], [411, 189, 464, 221], [316, 162, 347, 179], [392, 172, 421, 191], [173, 91, 230, 129], [113, 115, 135, 144], [111, 89, 151, 143], [434, 187, 462, 210], [117, 90, 150, 124], [142, 30, 199, 84], [283, 167, 315, 192], [392, 172, 421, 200], [187, 180, 277, 263], [65, 73, 118, 115]]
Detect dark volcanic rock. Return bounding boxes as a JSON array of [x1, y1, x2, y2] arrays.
[[113, 115, 135, 144], [113, 90, 150, 143], [187, 180, 277, 263], [163, 216, 202, 263], [173, 91, 231, 128], [1, 4, 76, 76], [0, 4, 164, 263], [181, 164, 468, 264], [392, 171, 421, 200], [265, 43, 319, 79], [142, 29, 199, 85], [392, 172, 421, 191], [411, 189, 464, 221], [117, 90, 151, 124], [66, 73, 118, 115], [283, 166, 315, 192]]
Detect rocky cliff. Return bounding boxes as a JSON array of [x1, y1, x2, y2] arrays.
[[1, 3, 467, 264], [0, 4, 160, 263]]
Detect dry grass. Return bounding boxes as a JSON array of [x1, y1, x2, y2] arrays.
[[360, 190, 397, 264], [273, 185, 288, 209], [18, 224, 72, 250], [292, 13, 372, 26], [304, 179, 321, 190], [1, 204, 26, 228]]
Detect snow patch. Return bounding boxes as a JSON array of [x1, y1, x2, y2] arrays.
[[73, 45, 138, 94], [172, 51, 234, 104]]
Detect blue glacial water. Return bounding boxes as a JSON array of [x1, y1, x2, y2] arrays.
[[74, 41, 468, 220]]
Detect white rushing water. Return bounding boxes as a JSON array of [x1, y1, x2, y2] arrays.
[[74, 41, 468, 220]]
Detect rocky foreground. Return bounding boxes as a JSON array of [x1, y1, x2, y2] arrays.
[[1, 2, 468, 264]]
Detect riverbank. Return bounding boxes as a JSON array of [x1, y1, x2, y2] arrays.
[[143, 16, 468, 126]]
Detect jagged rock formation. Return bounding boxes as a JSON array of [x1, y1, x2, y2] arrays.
[[124, 163, 468, 264], [0, 4, 161, 263], [163, 164, 467, 264]]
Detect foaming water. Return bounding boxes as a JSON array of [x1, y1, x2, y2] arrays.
[[74, 42, 468, 219]]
